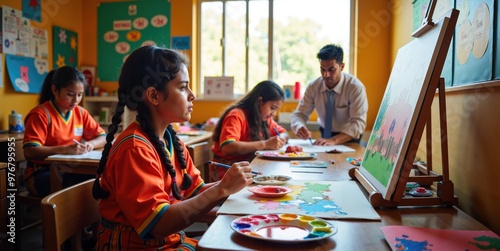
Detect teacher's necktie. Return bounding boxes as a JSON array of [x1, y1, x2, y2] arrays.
[[323, 91, 334, 138]]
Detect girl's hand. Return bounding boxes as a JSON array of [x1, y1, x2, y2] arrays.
[[264, 136, 286, 150], [217, 161, 254, 197], [83, 142, 95, 152], [66, 143, 88, 155]]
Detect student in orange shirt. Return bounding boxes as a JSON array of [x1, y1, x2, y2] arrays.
[[210, 80, 289, 182], [92, 46, 253, 250], [23, 66, 106, 197]]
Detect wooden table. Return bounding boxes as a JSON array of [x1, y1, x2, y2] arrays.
[[196, 143, 492, 251], [250, 143, 364, 181], [43, 131, 212, 192], [197, 206, 489, 251]]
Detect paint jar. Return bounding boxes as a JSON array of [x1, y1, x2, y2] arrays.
[[9, 110, 25, 133]]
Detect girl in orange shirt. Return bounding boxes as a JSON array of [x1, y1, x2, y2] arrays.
[[92, 46, 253, 250], [210, 80, 289, 181], [23, 66, 106, 197]]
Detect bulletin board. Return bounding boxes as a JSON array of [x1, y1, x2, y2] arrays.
[[453, 0, 494, 86], [359, 10, 457, 199], [53, 26, 78, 69], [97, 0, 171, 81], [413, 0, 455, 86]]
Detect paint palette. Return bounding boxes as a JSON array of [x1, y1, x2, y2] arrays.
[[346, 157, 362, 166], [253, 175, 292, 185], [255, 151, 316, 160], [231, 213, 337, 243], [248, 186, 293, 198]]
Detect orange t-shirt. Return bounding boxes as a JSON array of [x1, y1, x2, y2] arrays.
[[99, 121, 204, 243], [211, 108, 286, 162]]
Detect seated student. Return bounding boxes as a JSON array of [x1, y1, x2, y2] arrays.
[[92, 45, 254, 250], [210, 80, 289, 182], [23, 66, 106, 197], [23, 66, 106, 251]]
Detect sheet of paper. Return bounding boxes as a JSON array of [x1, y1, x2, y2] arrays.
[[282, 139, 356, 153], [218, 180, 380, 220], [48, 150, 102, 160], [381, 226, 500, 251]]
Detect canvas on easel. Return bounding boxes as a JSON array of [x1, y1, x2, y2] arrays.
[[349, 5, 459, 207]]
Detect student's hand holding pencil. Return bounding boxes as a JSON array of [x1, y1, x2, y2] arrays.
[[71, 139, 94, 154], [264, 136, 286, 150]]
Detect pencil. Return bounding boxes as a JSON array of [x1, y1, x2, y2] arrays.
[[209, 161, 260, 175], [273, 127, 281, 136], [308, 138, 314, 145], [72, 139, 84, 146]]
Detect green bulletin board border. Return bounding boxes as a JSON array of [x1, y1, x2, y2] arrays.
[[97, 0, 171, 82]]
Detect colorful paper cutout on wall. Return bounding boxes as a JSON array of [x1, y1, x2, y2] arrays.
[[5, 54, 49, 93], [52, 26, 78, 69], [381, 226, 500, 251], [22, 0, 41, 22], [97, 0, 171, 81]]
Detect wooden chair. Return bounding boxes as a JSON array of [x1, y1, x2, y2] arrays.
[[187, 141, 211, 182], [41, 179, 99, 251], [186, 141, 217, 225]]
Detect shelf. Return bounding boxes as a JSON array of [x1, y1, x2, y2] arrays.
[[84, 96, 118, 102]]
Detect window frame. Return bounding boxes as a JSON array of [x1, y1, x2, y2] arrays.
[[196, 0, 355, 97]]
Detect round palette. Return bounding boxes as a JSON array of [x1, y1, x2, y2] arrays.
[[408, 187, 433, 197], [248, 185, 293, 198], [253, 175, 291, 185], [231, 213, 337, 243], [255, 151, 316, 160]]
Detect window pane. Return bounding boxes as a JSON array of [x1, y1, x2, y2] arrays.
[[225, 1, 247, 95], [201, 2, 223, 94], [248, 1, 269, 91], [272, 0, 350, 91]]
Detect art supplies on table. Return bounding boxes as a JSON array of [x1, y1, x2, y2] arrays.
[[290, 161, 328, 168]]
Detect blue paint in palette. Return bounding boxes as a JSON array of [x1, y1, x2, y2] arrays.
[[233, 222, 251, 230]]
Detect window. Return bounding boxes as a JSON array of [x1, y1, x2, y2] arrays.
[[198, 0, 352, 96]]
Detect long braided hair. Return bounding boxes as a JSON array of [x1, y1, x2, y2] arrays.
[[93, 46, 192, 200], [212, 80, 284, 142]]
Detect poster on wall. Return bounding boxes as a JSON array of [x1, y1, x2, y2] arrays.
[[413, 0, 455, 86], [52, 26, 78, 69], [454, 0, 494, 86], [0, 7, 3, 53], [22, 0, 41, 22], [494, 1, 500, 79], [31, 27, 48, 59], [97, 0, 171, 81], [5, 54, 49, 93], [2, 6, 31, 56]]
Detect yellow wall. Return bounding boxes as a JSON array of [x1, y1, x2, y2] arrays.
[[0, 0, 389, 131], [0, 0, 83, 130]]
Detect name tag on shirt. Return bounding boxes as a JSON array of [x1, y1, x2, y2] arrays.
[[74, 126, 83, 136]]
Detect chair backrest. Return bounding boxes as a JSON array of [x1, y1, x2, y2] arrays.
[[41, 179, 100, 251], [187, 141, 211, 181]]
